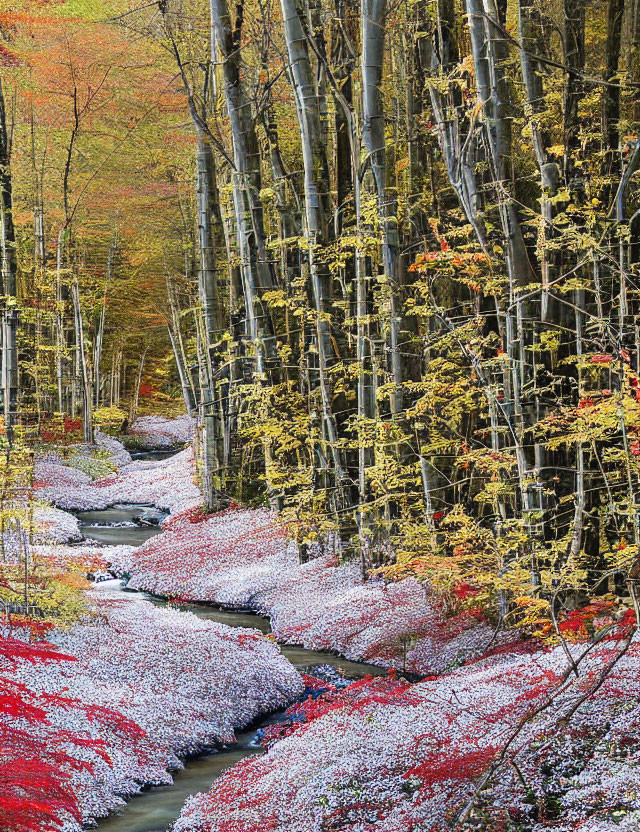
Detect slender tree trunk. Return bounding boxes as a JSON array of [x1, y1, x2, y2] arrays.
[[196, 133, 225, 504], [361, 0, 402, 413], [0, 78, 17, 445], [280, 0, 348, 490], [94, 232, 116, 409], [71, 279, 93, 443], [129, 347, 148, 425], [563, 0, 585, 181], [55, 230, 65, 414], [210, 0, 274, 380], [332, 0, 356, 226], [168, 327, 196, 415]]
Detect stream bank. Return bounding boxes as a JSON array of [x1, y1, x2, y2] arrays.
[[91, 577, 385, 832], [29, 425, 640, 831], [74, 502, 385, 832]]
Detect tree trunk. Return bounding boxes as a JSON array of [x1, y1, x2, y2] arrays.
[[210, 0, 274, 379], [563, 0, 585, 181], [196, 133, 225, 504], [94, 232, 116, 409], [168, 326, 196, 415], [361, 0, 402, 413], [0, 78, 17, 445], [280, 0, 348, 490], [129, 347, 148, 425], [71, 280, 93, 443]]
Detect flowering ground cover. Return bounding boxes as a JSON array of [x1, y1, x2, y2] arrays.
[[30, 419, 640, 831], [35, 446, 201, 514], [128, 415, 195, 449], [8, 421, 306, 830], [2, 591, 303, 831], [173, 632, 640, 832], [35, 431, 491, 676], [108, 502, 498, 676], [32, 505, 82, 544]]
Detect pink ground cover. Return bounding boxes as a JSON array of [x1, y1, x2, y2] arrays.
[[173, 633, 640, 832], [3, 591, 302, 831], [107, 504, 498, 676], [34, 446, 201, 513], [129, 415, 194, 449]]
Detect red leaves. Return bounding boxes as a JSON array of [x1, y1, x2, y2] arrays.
[[138, 383, 157, 397], [452, 582, 478, 600], [409, 248, 490, 272], [557, 599, 620, 640], [558, 610, 585, 635], [259, 676, 412, 750], [0, 632, 147, 831], [404, 744, 498, 791], [0, 43, 19, 67], [183, 506, 215, 525], [0, 760, 81, 832], [7, 617, 55, 639], [0, 637, 77, 666], [0, 670, 82, 832], [591, 353, 612, 364], [0, 679, 48, 722], [40, 418, 82, 443], [63, 418, 82, 435]]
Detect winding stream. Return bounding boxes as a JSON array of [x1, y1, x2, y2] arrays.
[[77, 492, 383, 832]]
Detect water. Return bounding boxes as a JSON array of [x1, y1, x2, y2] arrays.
[[130, 449, 183, 461], [76, 505, 168, 546], [96, 728, 263, 832], [90, 506, 383, 832]]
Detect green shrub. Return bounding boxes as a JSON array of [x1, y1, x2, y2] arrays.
[[66, 453, 116, 480], [93, 406, 127, 436]]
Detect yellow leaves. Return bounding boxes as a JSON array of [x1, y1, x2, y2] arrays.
[[458, 54, 475, 77], [262, 290, 289, 309], [540, 391, 639, 451], [508, 597, 553, 638], [93, 406, 126, 427], [56, 572, 91, 590]]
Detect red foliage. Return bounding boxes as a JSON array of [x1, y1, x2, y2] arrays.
[[259, 676, 412, 749], [180, 506, 214, 526], [7, 617, 55, 639], [0, 43, 19, 67], [63, 418, 82, 435], [0, 637, 76, 665], [0, 634, 147, 831], [557, 599, 619, 639], [405, 744, 498, 792], [0, 758, 82, 832], [452, 582, 478, 600]]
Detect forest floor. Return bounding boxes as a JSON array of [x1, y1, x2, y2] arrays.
[[12, 418, 640, 831]]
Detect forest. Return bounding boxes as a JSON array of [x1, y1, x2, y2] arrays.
[[1, 0, 640, 830]]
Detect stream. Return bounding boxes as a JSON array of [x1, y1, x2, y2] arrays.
[[77, 490, 383, 832]]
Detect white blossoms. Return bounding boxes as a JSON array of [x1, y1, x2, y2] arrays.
[[129, 415, 195, 449]]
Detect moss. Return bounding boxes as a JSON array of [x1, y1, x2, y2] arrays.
[[66, 453, 116, 480]]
